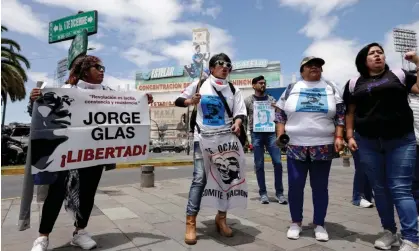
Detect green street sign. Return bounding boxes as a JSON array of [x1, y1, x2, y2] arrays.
[[49, 10, 98, 44], [68, 29, 88, 70]]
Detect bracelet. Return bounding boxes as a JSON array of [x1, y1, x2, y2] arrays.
[[335, 136, 343, 140]]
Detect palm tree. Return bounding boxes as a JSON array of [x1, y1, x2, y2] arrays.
[[1, 25, 31, 129]]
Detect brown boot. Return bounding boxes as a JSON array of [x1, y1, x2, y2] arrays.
[[215, 211, 233, 237], [185, 215, 197, 245]]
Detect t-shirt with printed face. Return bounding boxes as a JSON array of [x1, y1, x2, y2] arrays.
[[343, 69, 417, 139], [178, 76, 247, 141], [276, 79, 343, 146]]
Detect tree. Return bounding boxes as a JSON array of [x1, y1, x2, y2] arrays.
[[1, 25, 31, 128]]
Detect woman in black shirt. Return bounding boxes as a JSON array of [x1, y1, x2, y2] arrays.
[[344, 42, 419, 251]]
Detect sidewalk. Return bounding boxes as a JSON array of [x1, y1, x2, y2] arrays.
[[1, 153, 285, 175], [1, 164, 388, 251]]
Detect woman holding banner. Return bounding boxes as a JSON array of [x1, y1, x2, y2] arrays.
[[175, 53, 247, 245], [275, 56, 345, 242], [24, 55, 153, 251]]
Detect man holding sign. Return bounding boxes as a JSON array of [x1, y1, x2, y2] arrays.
[[245, 75, 287, 205]]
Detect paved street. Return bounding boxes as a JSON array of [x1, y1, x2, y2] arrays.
[[1, 157, 395, 251]]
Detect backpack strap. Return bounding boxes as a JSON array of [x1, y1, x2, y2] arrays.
[[349, 76, 360, 94], [324, 80, 336, 95], [391, 69, 406, 86], [284, 82, 297, 100], [228, 82, 236, 94]]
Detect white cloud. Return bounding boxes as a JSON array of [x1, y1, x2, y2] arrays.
[[184, 0, 222, 18], [299, 16, 339, 40], [121, 47, 167, 67], [278, 0, 358, 16], [33, 0, 232, 67], [202, 6, 222, 19], [1, 0, 47, 39], [88, 41, 105, 52], [304, 37, 360, 89], [28, 71, 57, 87]]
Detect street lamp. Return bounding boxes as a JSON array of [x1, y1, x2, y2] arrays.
[[393, 28, 418, 70]]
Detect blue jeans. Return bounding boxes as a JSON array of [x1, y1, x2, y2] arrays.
[[357, 132, 418, 244], [287, 158, 332, 226], [352, 150, 373, 205], [251, 132, 284, 196], [413, 145, 419, 213], [186, 142, 207, 216]]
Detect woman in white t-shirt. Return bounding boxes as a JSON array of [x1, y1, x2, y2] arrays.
[[275, 56, 345, 242]]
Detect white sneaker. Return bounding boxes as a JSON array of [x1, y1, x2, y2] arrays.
[[287, 223, 302, 240], [31, 236, 48, 251], [359, 198, 373, 208], [374, 230, 399, 250], [399, 239, 419, 251], [314, 225, 329, 242], [71, 229, 97, 250]]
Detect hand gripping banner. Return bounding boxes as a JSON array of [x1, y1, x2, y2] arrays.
[[199, 129, 248, 211]]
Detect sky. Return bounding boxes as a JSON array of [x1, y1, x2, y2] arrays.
[[1, 0, 419, 124]]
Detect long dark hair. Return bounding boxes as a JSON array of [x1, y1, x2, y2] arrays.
[[65, 55, 102, 85], [355, 42, 389, 78]]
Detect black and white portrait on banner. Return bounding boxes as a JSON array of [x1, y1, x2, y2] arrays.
[[31, 92, 75, 171], [30, 88, 151, 174], [199, 131, 248, 211]]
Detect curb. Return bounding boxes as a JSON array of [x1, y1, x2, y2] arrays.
[[1, 156, 286, 176]]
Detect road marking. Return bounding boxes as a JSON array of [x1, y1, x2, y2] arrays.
[[167, 167, 179, 170]]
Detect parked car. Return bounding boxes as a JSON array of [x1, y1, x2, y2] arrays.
[[150, 142, 185, 153]]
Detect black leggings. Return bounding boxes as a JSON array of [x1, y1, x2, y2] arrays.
[[39, 166, 103, 234]]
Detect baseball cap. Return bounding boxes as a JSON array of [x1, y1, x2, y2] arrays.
[[300, 56, 325, 72]]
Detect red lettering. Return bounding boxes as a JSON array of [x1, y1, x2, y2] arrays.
[[133, 145, 142, 156], [67, 151, 77, 163], [77, 150, 83, 162], [115, 146, 125, 157], [95, 148, 104, 160], [83, 149, 95, 161], [123, 146, 132, 157], [142, 145, 147, 155], [105, 147, 115, 159], [61, 154, 66, 168]]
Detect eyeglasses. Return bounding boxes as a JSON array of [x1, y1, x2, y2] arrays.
[[94, 64, 106, 72], [215, 60, 232, 69]]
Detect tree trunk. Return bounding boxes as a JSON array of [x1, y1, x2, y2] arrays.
[[1, 93, 7, 130]]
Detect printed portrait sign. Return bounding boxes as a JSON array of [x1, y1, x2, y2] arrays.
[[253, 101, 275, 132], [199, 131, 247, 211], [201, 95, 225, 126], [296, 88, 328, 113], [30, 88, 150, 174]]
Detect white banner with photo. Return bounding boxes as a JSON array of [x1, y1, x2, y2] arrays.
[[253, 101, 275, 132], [30, 88, 150, 174], [198, 130, 247, 211]]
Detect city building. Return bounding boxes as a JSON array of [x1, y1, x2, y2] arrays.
[[136, 59, 285, 143]]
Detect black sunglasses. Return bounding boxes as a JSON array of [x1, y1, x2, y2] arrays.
[[215, 60, 232, 69], [94, 64, 106, 72]]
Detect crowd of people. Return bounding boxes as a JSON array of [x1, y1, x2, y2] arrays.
[[22, 43, 419, 251]]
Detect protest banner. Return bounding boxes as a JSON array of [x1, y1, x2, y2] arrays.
[[30, 88, 150, 174], [253, 101, 275, 132], [199, 130, 247, 211]]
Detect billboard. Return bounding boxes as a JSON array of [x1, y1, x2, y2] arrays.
[[184, 28, 211, 81]]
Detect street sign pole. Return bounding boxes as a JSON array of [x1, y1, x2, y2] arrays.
[[48, 10, 97, 79], [48, 10, 98, 44]]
